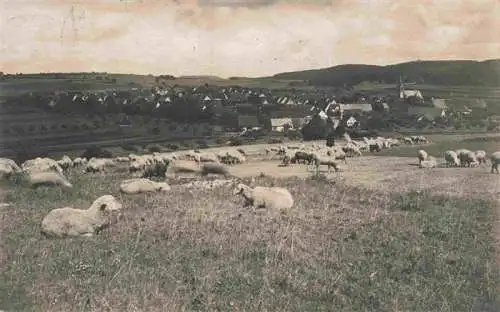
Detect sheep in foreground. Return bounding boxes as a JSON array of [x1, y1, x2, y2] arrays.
[[419, 156, 438, 169], [417, 150, 428, 165], [28, 171, 73, 189], [232, 183, 294, 211], [490, 151, 500, 174], [120, 178, 170, 194], [41, 195, 122, 238], [444, 150, 460, 167]]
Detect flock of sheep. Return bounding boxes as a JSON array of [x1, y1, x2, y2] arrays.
[[1, 133, 499, 239], [417, 148, 500, 172]]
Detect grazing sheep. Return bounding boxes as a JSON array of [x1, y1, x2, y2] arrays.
[[419, 156, 437, 169], [444, 150, 460, 167], [198, 152, 219, 163], [85, 158, 115, 173], [0, 157, 21, 172], [474, 150, 487, 165], [458, 151, 478, 167], [41, 195, 122, 238], [403, 137, 413, 144], [417, 150, 428, 165], [233, 183, 294, 211], [72, 157, 87, 167], [311, 154, 340, 173], [57, 155, 73, 170], [120, 178, 170, 194], [292, 151, 314, 164], [115, 156, 130, 163], [28, 171, 73, 189], [490, 151, 500, 174], [0, 158, 20, 179]]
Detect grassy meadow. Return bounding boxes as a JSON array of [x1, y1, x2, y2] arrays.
[[1, 169, 498, 311]]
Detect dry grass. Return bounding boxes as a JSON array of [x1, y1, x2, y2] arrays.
[[0, 167, 498, 311]]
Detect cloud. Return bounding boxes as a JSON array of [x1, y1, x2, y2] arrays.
[[1, 0, 498, 77]]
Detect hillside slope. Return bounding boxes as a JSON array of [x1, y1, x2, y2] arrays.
[[271, 59, 500, 87]]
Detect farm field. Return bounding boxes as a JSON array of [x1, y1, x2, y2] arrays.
[[1, 134, 499, 311]]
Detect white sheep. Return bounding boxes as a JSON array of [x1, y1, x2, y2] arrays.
[[0, 157, 21, 172], [232, 183, 294, 211], [311, 153, 340, 173], [444, 150, 460, 167], [419, 156, 438, 169], [85, 158, 115, 173], [490, 151, 500, 174], [458, 150, 478, 167], [56, 155, 73, 170], [41, 195, 122, 238], [417, 150, 428, 165], [474, 150, 487, 165], [22, 157, 63, 175], [120, 178, 170, 194], [28, 171, 73, 189], [72, 157, 87, 167]]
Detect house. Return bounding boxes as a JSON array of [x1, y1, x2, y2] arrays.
[[237, 115, 261, 130], [346, 116, 358, 128], [407, 106, 445, 121], [269, 118, 294, 132], [431, 98, 447, 109], [400, 90, 423, 100]]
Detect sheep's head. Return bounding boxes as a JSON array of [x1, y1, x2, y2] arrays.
[[92, 195, 122, 212]]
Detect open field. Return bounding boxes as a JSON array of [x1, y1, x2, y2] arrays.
[[1, 134, 499, 311]]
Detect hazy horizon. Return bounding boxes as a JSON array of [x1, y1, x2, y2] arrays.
[[1, 0, 499, 78]]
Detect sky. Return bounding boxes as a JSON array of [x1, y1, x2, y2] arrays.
[[1, 0, 499, 77]]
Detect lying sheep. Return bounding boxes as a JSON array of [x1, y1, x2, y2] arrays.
[[233, 183, 294, 211], [22, 157, 64, 175], [165, 159, 202, 177], [444, 150, 460, 167], [490, 151, 500, 174], [419, 156, 437, 169], [120, 178, 170, 194], [28, 171, 73, 189], [417, 150, 428, 165], [41, 195, 122, 238], [474, 150, 487, 165]]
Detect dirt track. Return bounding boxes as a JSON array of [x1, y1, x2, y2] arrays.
[[229, 156, 500, 201]]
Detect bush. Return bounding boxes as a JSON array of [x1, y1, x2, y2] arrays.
[[229, 137, 244, 146], [215, 137, 227, 145], [196, 139, 209, 149], [267, 138, 283, 144], [80, 146, 114, 159], [121, 144, 139, 152], [148, 145, 162, 153], [164, 143, 179, 151]]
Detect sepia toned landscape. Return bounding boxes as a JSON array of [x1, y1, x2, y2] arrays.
[[1, 0, 499, 311]]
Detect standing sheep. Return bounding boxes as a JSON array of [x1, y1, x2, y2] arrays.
[[311, 154, 340, 173], [474, 150, 487, 165], [41, 195, 122, 238], [444, 150, 460, 167], [490, 151, 500, 174], [417, 150, 428, 165], [419, 156, 438, 169], [232, 183, 294, 211]]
